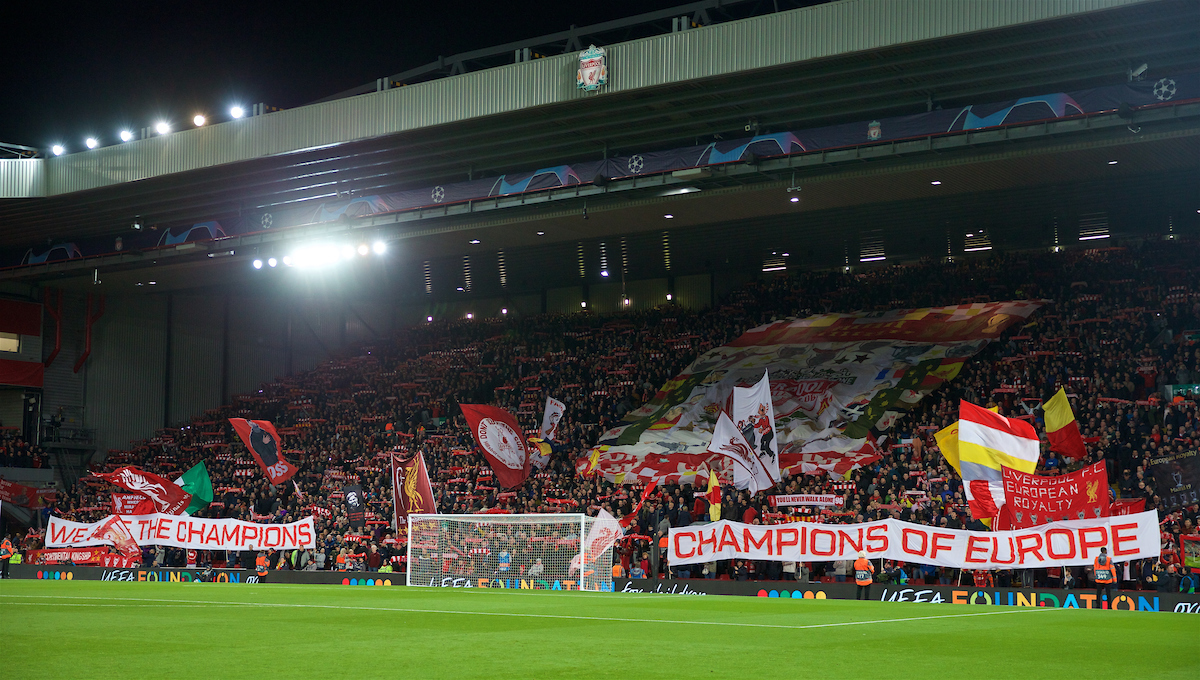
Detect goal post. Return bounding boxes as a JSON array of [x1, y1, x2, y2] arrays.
[[406, 513, 614, 592]]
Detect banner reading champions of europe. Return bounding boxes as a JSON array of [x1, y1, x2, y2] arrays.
[[668, 512, 1160, 570], [586, 301, 1041, 485], [47, 514, 315, 551]]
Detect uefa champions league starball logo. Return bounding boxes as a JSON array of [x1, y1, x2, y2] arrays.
[[477, 418, 526, 469]]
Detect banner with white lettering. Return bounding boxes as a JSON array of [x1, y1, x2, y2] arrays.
[[668, 512, 1160, 569], [769, 494, 845, 508], [47, 514, 315, 552]]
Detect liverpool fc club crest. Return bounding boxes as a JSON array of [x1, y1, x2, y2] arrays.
[[867, 120, 882, 141], [577, 45, 608, 91]]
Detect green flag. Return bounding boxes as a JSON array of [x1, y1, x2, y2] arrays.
[[174, 462, 214, 516]]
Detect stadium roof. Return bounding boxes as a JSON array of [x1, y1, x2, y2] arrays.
[[0, 0, 1197, 294]]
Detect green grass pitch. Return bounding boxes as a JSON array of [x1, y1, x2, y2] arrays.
[[2, 580, 1196, 679]]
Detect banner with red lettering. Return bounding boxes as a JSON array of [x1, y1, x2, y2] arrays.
[[0, 478, 52, 507], [769, 494, 845, 508], [47, 514, 315, 551], [667, 512, 1160, 569], [26, 547, 113, 564], [994, 461, 1110, 529], [228, 418, 298, 485]]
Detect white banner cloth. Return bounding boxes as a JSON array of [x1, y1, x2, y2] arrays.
[[47, 514, 316, 551]]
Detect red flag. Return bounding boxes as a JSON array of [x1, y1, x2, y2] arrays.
[[392, 452, 436, 524], [111, 492, 156, 516], [228, 418, 298, 485], [460, 404, 530, 489], [92, 467, 191, 515], [88, 516, 140, 558], [1111, 498, 1146, 516], [620, 481, 658, 529]]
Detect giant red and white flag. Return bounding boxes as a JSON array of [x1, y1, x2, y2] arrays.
[[461, 404, 531, 489], [708, 412, 772, 495], [93, 467, 191, 515], [731, 370, 781, 489], [994, 461, 1110, 529], [228, 418, 298, 485], [392, 451, 437, 524], [539, 397, 566, 442]]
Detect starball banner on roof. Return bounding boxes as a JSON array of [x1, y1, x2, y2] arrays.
[[6, 74, 1196, 270], [585, 301, 1041, 486], [667, 512, 1160, 570]]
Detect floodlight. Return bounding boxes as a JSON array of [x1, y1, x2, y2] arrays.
[[357, 244, 369, 256], [230, 106, 245, 119], [252, 259, 263, 269], [85, 138, 98, 149], [267, 258, 277, 267], [119, 130, 133, 142], [193, 115, 206, 127], [155, 121, 170, 135], [51, 144, 65, 156], [372, 241, 386, 254]]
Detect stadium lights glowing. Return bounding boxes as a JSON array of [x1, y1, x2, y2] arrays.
[[230, 106, 246, 119], [155, 121, 170, 135], [193, 114, 206, 127], [51, 144, 65, 156], [600, 270, 609, 277], [666, 293, 673, 301], [427, 316, 433, 322], [1108, 160, 1118, 165], [790, 197, 799, 203], [536, 231, 545, 236], [283, 255, 293, 266], [930, 180, 942, 185], [457, 287, 464, 291], [268, 257, 278, 267], [466, 313, 474, 319], [762, 265, 787, 272], [963, 246, 993, 252], [580, 301, 587, 308], [469, 239, 481, 244], [85, 137, 98, 149], [860, 256, 886, 262], [252, 259, 263, 269], [1079, 234, 1110, 241], [664, 214, 674, 219], [357, 244, 369, 256], [372, 241, 386, 254], [623, 298, 630, 306], [501, 308, 508, 314], [119, 130, 133, 142], [341, 245, 355, 260]]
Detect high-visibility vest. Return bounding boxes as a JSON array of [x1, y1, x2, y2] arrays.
[[612, 564, 624, 578], [0, 539, 13, 560], [1093, 556, 1115, 584], [255, 556, 269, 575], [853, 558, 874, 586]]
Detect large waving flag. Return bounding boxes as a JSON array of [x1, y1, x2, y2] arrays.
[[228, 418, 298, 485], [93, 467, 191, 515], [1043, 388, 1087, 461], [708, 412, 772, 495], [461, 404, 531, 489], [173, 462, 213, 516], [731, 370, 780, 488], [706, 471, 722, 521], [953, 400, 1041, 523]]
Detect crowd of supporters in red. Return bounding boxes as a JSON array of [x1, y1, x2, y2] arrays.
[[3, 240, 1199, 591]]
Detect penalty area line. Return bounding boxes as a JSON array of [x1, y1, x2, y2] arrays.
[[0, 594, 1056, 630]]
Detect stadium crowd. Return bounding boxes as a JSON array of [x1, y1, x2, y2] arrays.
[[5, 239, 1199, 592]]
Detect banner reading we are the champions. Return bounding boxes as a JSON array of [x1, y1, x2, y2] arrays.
[[48, 514, 315, 551], [669, 512, 1160, 570]]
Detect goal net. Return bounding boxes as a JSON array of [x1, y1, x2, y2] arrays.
[[407, 514, 614, 592]]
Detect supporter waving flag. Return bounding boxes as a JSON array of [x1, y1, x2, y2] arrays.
[[228, 418, 298, 485], [731, 370, 780, 488], [539, 397, 566, 441], [392, 451, 436, 524], [460, 404, 531, 489], [1043, 387, 1087, 461], [93, 467, 192, 515], [708, 412, 772, 495], [942, 400, 1041, 525]]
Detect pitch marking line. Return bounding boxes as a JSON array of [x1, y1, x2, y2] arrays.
[[0, 594, 1057, 630]]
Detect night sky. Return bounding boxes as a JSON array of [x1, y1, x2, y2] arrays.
[[2, 0, 689, 152]]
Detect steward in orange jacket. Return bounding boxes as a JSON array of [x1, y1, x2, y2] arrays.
[[853, 552, 875, 600]]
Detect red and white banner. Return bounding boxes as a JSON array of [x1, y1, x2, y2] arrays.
[[668, 512, 1160, 569], [729, 371, 780, 489], [769, 494, 845, 508], [92, 467, 191, 515], [47, 514, 315, 551], [460, 404, 530, 489], [228, 418, 298, 485], [392, 452, 437, 524], [995, 461, 1109, 529], [539, 397, 566, 441], [26, 547, 113, 565], [708, 412, 773, 494], [112, 492, 155, 516]]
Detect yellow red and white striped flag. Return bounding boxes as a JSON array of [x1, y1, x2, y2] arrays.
[[950, 400, 1041, 523]]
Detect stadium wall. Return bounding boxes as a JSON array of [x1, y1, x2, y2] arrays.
[[613, 579, 1200, 612]]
